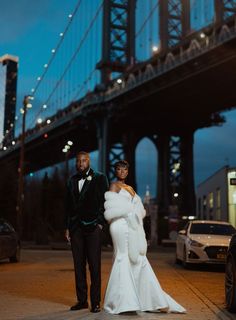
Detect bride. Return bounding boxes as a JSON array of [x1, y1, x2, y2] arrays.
[[103, 160, 186, 315]]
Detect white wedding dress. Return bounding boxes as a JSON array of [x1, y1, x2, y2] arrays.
[[103, 188, 186, 315]]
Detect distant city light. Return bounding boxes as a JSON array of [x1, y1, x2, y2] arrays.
[[67, 140, 73, 146], [44, 64, 48, 68], [37, 118, 43, 124], [200, 32, 206, 39], [46, 119, 51, 124], [29, 172, 34, 177], [20, 108, 24, 114], [68, 14, 73, 18], [44, 133, 48, 139], [174, 192, 179, 198], [60, 33, 64, 37], [51, 49, 56, 53], [12, 141, 15, 145], [117, 78, 122, 84], [62, 148, 68, 153], [31, 88, 35, 93], [43, 104, 47, 109], [37, 77, 41, 81], [3, 146, 7, 150], [152, 45, 159, 52]]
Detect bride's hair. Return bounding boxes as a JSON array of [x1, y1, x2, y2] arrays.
[[114, 160, 129, 169]]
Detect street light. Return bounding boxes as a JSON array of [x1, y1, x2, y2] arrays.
[[62, 141, 73, 181], [16, 95, 33, 237]]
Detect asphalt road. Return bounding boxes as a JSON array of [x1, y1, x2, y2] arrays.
[[0, 247, 235, 320]]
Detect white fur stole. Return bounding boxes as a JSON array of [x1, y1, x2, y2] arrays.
[[104, 191, 147, 263]]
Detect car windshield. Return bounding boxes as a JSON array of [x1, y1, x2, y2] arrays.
[[190, 223, 235, 236]]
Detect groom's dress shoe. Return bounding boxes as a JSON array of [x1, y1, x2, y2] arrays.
[[91, 305, 101, 313], [70, 302, 88, 311]]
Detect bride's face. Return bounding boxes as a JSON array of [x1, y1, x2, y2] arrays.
[[115, 166, 128, 181]]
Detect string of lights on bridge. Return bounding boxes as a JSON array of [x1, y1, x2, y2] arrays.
[[1, 0, 215, 152], [2, 0, 102, 150]]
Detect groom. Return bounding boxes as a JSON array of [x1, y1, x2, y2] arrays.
[[65, 151, 108, 313]]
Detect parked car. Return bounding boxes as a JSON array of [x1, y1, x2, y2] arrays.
[[225, 233, 236, 312], [0, 218, 20, 263], [176, 220, 235, 267]]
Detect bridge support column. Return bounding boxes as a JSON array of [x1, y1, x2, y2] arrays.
[[156, 134, 171, 242], [179, 131, 196, 216], [155, 131, 196, 242], [96, 116, 109, 175], [157, 135, 171, 212]]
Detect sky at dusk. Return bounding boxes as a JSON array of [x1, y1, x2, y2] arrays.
[[1, 1, 236, 198]]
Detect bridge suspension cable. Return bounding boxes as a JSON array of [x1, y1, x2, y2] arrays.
[[14, 0, 103, 135], [29, 0, 103, 129]]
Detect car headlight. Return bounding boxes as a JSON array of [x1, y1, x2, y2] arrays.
[[189, 239, 204, 247]]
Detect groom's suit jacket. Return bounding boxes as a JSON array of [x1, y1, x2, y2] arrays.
[[65, 168, 109, 233]]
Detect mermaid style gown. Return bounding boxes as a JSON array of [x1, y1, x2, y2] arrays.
[[103, 188, 186, 315]]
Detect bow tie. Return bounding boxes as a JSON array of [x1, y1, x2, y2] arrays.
[[78, 172, 88, 180]]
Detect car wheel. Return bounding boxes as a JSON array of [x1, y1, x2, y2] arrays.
[[183, 246, 189, 269], [9, 243, 21, 263], [225, 256, 236, 312]]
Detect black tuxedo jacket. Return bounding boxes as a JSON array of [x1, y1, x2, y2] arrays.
[[65, 169, 109, 232]]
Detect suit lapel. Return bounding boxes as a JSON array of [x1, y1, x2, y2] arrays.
[[73, 174, 79, 196]]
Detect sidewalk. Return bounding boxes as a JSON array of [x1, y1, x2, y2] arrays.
[[1, 272, 233, 320], [1, 247, 234, 320]]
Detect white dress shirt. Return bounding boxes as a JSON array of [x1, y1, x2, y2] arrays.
[[78, 169, 90, 192]]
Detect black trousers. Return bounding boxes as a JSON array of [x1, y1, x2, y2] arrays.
[[70, 225, 101, 307]]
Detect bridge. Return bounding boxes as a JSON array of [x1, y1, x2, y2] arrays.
[[1, 0, 236, 239]]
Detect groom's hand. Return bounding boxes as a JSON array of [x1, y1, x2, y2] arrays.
[[65, 229, 71, 242]]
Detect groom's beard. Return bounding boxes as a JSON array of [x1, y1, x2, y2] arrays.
[[78, 166, 90, 174]]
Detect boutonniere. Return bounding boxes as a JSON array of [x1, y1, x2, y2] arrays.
[[87, 175, 92, 181]]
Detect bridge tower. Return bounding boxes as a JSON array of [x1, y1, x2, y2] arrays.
[[96, 0, 137, 186], [157, 1, 195, 241], [214, 0, 236, 25], [159, 0, 190, 52], [97, 0, 136, 85]]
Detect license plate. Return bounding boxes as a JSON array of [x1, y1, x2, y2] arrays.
[[217, 253, 226, 260]]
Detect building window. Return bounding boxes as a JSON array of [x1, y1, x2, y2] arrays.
[[209, 192, 214, 209], [216, 188, 221, 220], [208, 192, 214, 220]]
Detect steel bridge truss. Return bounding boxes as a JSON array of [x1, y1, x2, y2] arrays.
[[159, 0, 190, 51], [97, 0, 136, 84], [215, 0, 236, 23]]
